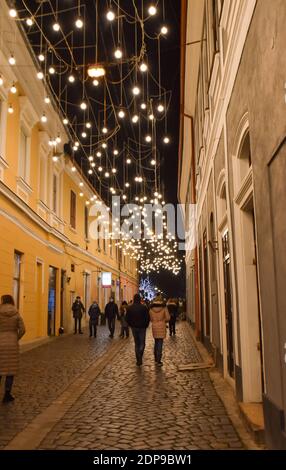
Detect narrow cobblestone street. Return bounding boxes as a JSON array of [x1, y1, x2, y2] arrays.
[[0, 321, 249, 450]]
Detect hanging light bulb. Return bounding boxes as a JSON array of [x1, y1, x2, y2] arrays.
[[75, 17, 84, 28], [132, 114, 139, 123], [106, 10, 115, 21], [53, 23, 60, 32], [140, 102, 147, 110], [148, 5, 157, 15], [26, 17, 34, 26], [98, 166, 103, 172], [9, 8, 17, 18], [88, 156, 94, 162], [104, 171, 110, 178], [71, 166, 77, 172], [126, 158, 131, 164], [44, 97, 50, 104], [122, 195, 127, 200], [37, 71, 44, 80], [68, 74, 75, 83], [10, 83, 17, 94], [9, 55, 16, 65], [91, 162, 96, 168], [151, 159, 156, 165], [88, 169, 93, 174], [88, 65, 105, 78], [93, 79, 99, 86], [157, 104, 164, 112], [52, 156, 58, 163], [163, 136, 170, 144], [125, 182, 130, 187], [96, 151, 102, 157], [80, 101, 87, 110], [102, 127, 108, 134], [102, 142, 107, 148], [113, 149, 119, 156], [63, 118, 69, 125], [75, 141, 80, 147], [112, 168, 117, 174], [8, 104, 14, 114], [149, 114, 155, 120], [49, 66, 55, 74], [132, 86, 140, 95], [161, 26, 168, 35], [139, 62, 148, 72], [56, 136, 61, 143], [41, 113, 47, 123], [79, 192, 84, 197], [114, 48, 123, 59], [118, 109, 125, 118], [81, 131, 87, 138], [86, 122, 91, 129], [38, 53, 45, 62], [145, 135, 152, 142]]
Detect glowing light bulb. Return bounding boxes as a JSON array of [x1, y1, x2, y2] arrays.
[[93, 79, 99, 86], [10, 84, 17, 94], [56, 136, 61, 143], [53, 23, 60, 32], [106, 10, 115, 21], [44, 97, 50, 104], [26, 18, 34, 26], [126, 158, 131, 164], [118, 109, 125, 118], [114, 48, 123, 59], [125, 182, 130, 187], [113, 149, 119, 155], [132, 86, 140, 95], [91, 162, 96, 167], [132, 114, 139, 123], [102, 142, 107, 148], [98, 166, 103, 172], [102, 127, 108, 134], [96, 151, 102, 157], [140, 62, 148, 72], [161, 26, 168, 35], [75, 17, 83, 28], [68, 74, 75, 83], [38, 54, 45, 62], [163, 136, 170, 144], [148, 5, 157, 16], [81, 132, 87, 138], [41, 113, 47, 123], [104, 171, 110, 178], [9, 55, 16, 65], [88, 156, 94, 162], [71, 166, 76, 172], [157, 104, 164, 112], [88, 169, 93, 174], [52, 156, 58, 162], [145, 135, 152, 142], [151, 159, 156, 165], [9, 9, 17, 18], [140, 102, 146, 110], [112, 168, 117, 174], [37, 71, 44, 80], [8, 104, 14, 114], [149, 114, 154, 120], [80, 101, 87, 110], [79, 192, 84, 197], [49, 66, 55, 74], [86, 122, 91, 128]]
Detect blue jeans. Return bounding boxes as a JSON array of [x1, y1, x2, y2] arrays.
[[154, 338, 164, 362], [131, 328, 147, 364]]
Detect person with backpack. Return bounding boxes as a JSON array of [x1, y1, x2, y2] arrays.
[[88, 300, 101, 338]]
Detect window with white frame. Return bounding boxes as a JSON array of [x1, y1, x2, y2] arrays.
[[19, 126, 30, 181]]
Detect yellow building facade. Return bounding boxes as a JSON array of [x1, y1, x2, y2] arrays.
[[0, 1, 138, 346]]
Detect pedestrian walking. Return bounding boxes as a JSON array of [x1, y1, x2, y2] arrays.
[[149, 296, 170, 366], [0, 295, 25, 403], [126, 293, 150, 366], [167, 298, 179, 336], [104, 297, 118, 338], [118, 301, 129, 338], [88, 300, 101, 338], [72, 296, 85, 334]]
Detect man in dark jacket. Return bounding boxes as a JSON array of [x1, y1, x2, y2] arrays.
[[126, 293, 150, 366], [104, 297, 119, 338], [72, 296, 85, 334], [88, 301, 101, 338]]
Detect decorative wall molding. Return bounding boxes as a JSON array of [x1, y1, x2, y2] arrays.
[[234, 168, 253, 207]]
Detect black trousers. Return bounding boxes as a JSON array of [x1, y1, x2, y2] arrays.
[[0, 375, 14, 392], [107, 316, 115, 337], [74, 317, 82, 333], [154, 338, 164, 362], [169, 319, 176, 335], [89, 321, 97, 337]]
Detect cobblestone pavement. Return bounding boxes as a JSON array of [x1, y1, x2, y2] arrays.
[[38, 323, 244, 450], [0, 322, 117, 449]]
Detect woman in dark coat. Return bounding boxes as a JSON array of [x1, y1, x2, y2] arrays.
[[0, 295, 25, 403], [167, 298, 179, 336]]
